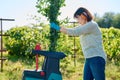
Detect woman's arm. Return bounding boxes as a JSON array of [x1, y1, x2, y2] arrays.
[[60, 21, 97, 36]]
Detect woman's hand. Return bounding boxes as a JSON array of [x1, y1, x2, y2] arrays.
[[60, 27, 67, 34], [50, 22, 67, 34], [50, 22, 60, 31]]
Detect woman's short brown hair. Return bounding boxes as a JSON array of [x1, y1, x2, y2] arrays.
[[74, 7, 93, 22]]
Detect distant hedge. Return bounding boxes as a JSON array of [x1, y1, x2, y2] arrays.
[[101, 27, 120, 64], [4, 26, 49, 58], [4, 26, 120, 63]]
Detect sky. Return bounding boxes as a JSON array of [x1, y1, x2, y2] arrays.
[[0, 0, 120, 31]]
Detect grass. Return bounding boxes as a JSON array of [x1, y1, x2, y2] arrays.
[[0, 54, 120, 80]]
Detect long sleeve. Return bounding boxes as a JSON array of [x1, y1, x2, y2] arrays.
[[65, 20, 107, 61], [66, 21, 98, 36]]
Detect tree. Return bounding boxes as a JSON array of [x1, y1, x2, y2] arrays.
[[95, 12, 114, 28], [94, 13, 104, 28], [36, 0, 65, 51], [112, 13, 120, 29], [103, 12, 114, 28]]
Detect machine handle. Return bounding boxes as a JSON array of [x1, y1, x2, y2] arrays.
[[35, 44, 41, 71]]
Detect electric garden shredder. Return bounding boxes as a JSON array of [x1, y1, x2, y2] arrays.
[[22, 44, 66, 80]]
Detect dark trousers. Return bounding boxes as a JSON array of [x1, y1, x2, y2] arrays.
[[83, 56, 106, 80]]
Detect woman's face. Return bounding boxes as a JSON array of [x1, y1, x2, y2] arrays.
[[76, 14, 87, 25]]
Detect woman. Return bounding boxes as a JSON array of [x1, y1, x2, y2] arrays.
[[50, 7, 107, 80]]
